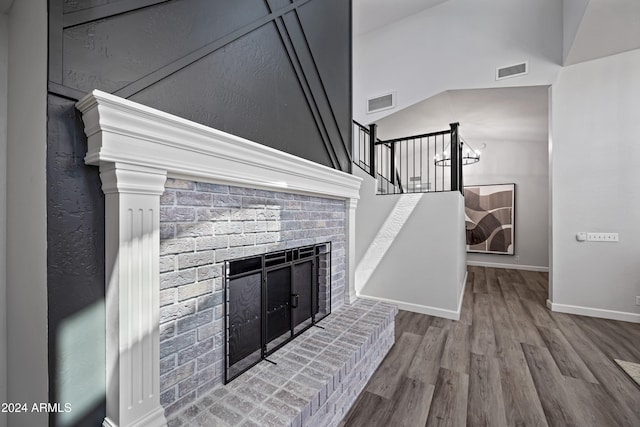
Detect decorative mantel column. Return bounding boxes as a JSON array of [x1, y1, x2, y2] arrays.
[[345, 198, 359, 304], [76, 89, 362, 427], [101, 162, 167, 427]]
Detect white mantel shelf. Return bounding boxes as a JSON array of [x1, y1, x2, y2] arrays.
[[77, 90, 362, 200], [76, 90, 362, 427]]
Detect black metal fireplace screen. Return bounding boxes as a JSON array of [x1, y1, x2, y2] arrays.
[[224, 242, 331, 383]]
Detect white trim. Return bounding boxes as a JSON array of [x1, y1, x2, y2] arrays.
[[457, 271, 468, 314], [547, 300, 640, 324], [77, 90, 361, 200], [76, 90, 362, 427], [345, 198, 358, 305], [101, 163, 167, 427], [467, 260, 549, 272], [357, 294, 461, 321]]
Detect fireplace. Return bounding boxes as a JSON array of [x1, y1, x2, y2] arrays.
[[76, 90, 361, 427], [225, 243, 330, 382]]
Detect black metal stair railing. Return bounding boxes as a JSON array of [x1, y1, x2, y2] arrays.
[[352, 121, 371, 175], [353, 121, 463, 195]]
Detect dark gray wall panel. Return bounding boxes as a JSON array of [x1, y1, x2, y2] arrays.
[[62, 0, 269, 93], [64, 0, 121, 14], [267, 0, 293, 10], [47, 94, 106, 427], [297, 0, 352, 164], [130, 22, 333, 167], [280, 9, 349, 170]]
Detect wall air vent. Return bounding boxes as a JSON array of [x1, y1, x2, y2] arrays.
[[367, 93, 395, 113], [496, 61, 528, 80]]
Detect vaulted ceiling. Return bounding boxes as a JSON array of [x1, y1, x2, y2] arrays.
[[375, 86, 549, 146], [353, 0, 640, 144], [564, 0, 640, 65], [352, 0, 449, 35]]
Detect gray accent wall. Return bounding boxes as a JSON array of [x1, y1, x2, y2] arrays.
[[465, 135, 550, 271], [46, 1, 352, 425]]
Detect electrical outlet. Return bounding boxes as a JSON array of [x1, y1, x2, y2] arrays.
[[636, 296, 640, 306], [586, 232, 619, 242]]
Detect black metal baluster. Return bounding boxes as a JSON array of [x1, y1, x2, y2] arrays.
[[390, 142, 395, 188], [419, 137, 423, 193]]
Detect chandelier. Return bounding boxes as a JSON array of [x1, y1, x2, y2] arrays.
[[434, 137, 481, 167]]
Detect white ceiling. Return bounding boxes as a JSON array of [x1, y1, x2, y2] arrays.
[[375, 86, 549, 148], [0, 0, 13, 14], [565, 0, 640, 65], [352, 0, 449, 35]]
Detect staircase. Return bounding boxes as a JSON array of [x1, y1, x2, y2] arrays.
[[351, 121, 467, 320], [352, 121, 464, 195]]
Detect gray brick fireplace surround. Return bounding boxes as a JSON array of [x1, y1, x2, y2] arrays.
[[76, 90, 396, 427], [158, 179, 348, 412]]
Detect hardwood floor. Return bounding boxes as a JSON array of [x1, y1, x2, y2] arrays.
[[341, 267, 640, 427]]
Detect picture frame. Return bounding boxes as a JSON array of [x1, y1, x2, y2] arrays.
[[464, 183, 515, 255]]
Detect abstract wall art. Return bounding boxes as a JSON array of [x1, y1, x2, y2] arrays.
[[464, 183, 515, 255]]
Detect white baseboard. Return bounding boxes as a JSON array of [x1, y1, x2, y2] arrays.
[[547, 299, 640, 324], [467, 260, 549, 272], [347, 293, 358, 305], [357, 294, 461, 320], [457, 271, 468, 313]]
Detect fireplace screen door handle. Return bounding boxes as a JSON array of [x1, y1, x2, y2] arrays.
[[291, 294, 299, 308]]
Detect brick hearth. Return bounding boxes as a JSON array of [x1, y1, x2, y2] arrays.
[[167, 300, 397, 427]]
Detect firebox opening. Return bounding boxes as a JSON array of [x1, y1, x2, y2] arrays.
[[224, 242, 331, 383]]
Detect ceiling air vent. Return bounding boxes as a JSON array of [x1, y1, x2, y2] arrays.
[[367, 93, 395, 113], [496, 61, 528, 81]]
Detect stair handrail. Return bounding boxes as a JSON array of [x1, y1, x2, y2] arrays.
[[352, 121, 462, 195]]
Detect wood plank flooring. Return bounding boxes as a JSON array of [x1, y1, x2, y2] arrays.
[[340, 267, 640, 427]]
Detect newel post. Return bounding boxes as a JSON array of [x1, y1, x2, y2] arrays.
[[100, 162, 168, 427], [449, 122, 461, 193], [368, 124, 377, 178]]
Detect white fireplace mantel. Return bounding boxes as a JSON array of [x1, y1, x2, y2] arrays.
[[77, 90, 361, 200], [76, 90, 362, 427]]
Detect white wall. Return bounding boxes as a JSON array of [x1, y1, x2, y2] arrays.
[[354, 167, 466, 319], [551, 48, 640, 322], [0, 12, 8, 427], [371, 86, 550, 271], [353, 0, 562, 123], [6, 0, 49, 424], [465, 137, 549, 270]]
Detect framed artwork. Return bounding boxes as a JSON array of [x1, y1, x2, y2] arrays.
[[464, 183, 515, 255]]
